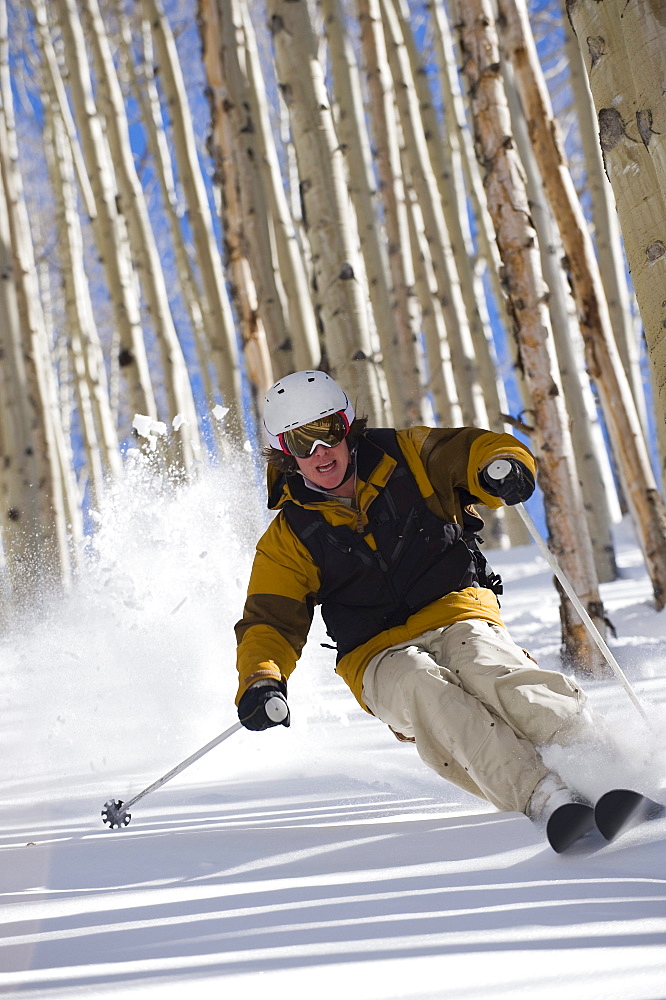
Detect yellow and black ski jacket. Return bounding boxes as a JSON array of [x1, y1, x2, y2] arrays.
[[235, 426, 536, 711]]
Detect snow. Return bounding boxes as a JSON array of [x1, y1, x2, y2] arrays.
[[1, 458, 666, 999], [131, 415, 168, 451]]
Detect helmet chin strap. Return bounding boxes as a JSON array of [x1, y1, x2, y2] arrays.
[[336, 457, 356, 487]]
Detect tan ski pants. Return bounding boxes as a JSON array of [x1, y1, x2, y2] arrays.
[[361, 619, 588, 813]]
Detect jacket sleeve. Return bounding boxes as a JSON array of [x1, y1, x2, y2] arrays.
[[466, 431, 537, 507], [234, 512, 321, 704], [400, 426, 536, 518]]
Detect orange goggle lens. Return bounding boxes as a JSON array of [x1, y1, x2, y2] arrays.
[[280, 413, 349, 458]]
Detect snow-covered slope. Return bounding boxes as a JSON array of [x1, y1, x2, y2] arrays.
[[1, 459, 665, 999]]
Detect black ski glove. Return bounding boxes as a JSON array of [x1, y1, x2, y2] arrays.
[[479, 458, 535, 506], [237, 680, 291, 731]]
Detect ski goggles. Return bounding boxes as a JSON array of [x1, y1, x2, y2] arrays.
[[278, 412, 350, 458]]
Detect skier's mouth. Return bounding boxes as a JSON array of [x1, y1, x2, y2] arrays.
[[317, 459, 336, 474]]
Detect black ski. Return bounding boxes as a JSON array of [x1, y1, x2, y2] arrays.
[[546, 801, 596, 853], [594, 788, 665, 842]]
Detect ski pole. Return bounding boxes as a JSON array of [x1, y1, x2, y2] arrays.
[[485, 460, 649, 723], [101, 696, 288, 829]]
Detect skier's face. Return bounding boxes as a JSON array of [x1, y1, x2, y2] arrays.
[[294, 439, 351, 491]]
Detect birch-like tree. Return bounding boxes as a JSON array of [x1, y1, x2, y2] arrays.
[[560, 6, 646, 434], [429, 0, 524, 409], [406, 189, 461, 428], [356, 0, 421, 420], [265, 0, 385, 420], [497, 0, 666, 610], [567, 0, 666, 475], [143, 0, 245, 438], [503, 59, 618, 582], [239, 0, 321, 375], [456, 0, 607, 673], [45, 104, 121, 496], [0, 172, 63, 605], [380, 0, 488, 430], [392, 0, 505, 430], [80, 0, 202, 470], [322, 0, 421, 426], [51, 0, 157, 427], [0, 0, 77, 596], [199, 0, 275, 399], [117, 11, 218, 412]]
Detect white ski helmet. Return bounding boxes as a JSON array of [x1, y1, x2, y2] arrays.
[[263, 370, 355, 451]]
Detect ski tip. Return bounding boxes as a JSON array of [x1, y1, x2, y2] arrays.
[[546, 801, 595, 854], [595, 788, 664, 841], [101, 799, 131, 829]]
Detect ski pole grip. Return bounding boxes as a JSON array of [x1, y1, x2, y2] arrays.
[[485, 459, 512, 482], [265, 695, 289, 724]]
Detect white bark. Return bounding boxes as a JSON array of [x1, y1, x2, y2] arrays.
[[406, 189, 461, 428], [392, 0, 507, 432], [0, 173, 46, 603], [356, 0, 421, 417], [52, 0, 157, 426], [380, 0, 488, 430], [145, 0, 244, 439], [240, 0, 320, 373], [322, 0, 419, 426], [567, 0, 666, 484], [0, 0, 77, 592], [45, 103, 121, 494], [82, 0, 201, 471], [499, 0, 666, 610], [198, 0, 275, 400], [456, 0, 607, 674], [118, 11, 219, 416], [503, 59, 619, 582], [561, 7, 647, 436], [266, 0, 385, 421], [428, 0, 527, 410]]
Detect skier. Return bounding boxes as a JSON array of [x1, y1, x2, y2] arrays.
[[234, 370, 603, 845]]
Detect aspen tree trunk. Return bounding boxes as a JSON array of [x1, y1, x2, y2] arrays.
[[81, 0, 201, 472], [33, 0, 119, 490], [218, 0, 296, 382], [561, 6, 647, 435], [499, 0, 666, 609], [201, 0, 305, 389], [30, 0, 96, 222], [198, 0, 275, 398], [428, 0, 531, 548], [0, 177, 48, 607], [45, 104, 121, 494], [391, 0, 506, 432], [266, 0, 384, 420], [240, 0, 320, 374], [406, 189, 462, 428], [567, 0, 666, 479], [380, 0, 488, 431], [117, 10, 219, 418], [428, 0, 526, 409], [392, 0, 523, 546], [52, 0, 157, 427], [321, 0, 419, 426], [456, 0, 608, 674], [0, 4, 75, 594], [146, 0, 244, 440], [503, 60, 618, 582], [356, 0, 421, 415]]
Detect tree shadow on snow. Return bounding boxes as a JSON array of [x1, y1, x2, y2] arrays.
[[1, 772, 666, 993]]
